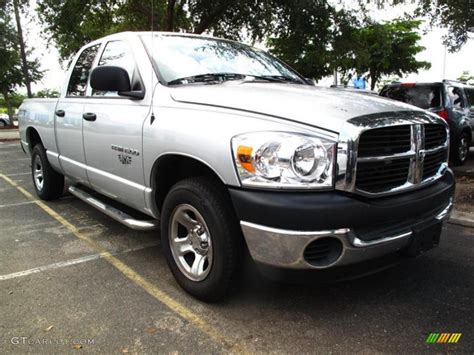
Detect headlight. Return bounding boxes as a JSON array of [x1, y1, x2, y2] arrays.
[[232, 132, 336, 189]]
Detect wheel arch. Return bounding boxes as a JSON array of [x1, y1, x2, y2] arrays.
[[150, 153, 230, 217], [25, 126, 43, 153]]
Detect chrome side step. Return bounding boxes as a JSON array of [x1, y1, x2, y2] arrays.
[[68, 186, 159, 231]]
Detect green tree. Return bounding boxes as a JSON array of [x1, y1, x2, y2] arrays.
[[353, 19, 430, 90], [457, 70, 474, 84], [266, 0, 368, 82], [413, 0, 473, 52], [34, 88, 60, 98], [0, 10, 41, 124], [373, 0, 473, 52], [37, 0, 276, 60]]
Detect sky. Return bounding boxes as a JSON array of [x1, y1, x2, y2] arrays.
[[23, 1, 474, 93]]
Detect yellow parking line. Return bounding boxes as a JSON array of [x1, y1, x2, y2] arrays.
[[0, 173, 247, 353]]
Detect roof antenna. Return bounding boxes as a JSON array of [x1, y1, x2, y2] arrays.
[[150, 0, 156, 125]]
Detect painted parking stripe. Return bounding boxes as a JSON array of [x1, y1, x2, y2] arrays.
[[0, 158, 29, 163], [0, 200, 36, 208], [4, 172, 30, 176], [0, 173, 247, 353], [0, 243, 159, 281]]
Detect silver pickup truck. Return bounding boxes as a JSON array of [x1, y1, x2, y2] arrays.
[[19, 32, 455, 301]]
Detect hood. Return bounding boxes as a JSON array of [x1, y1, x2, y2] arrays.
[[169, 82, 422, 133]]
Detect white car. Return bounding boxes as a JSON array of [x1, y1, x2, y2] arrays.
[[0, 113, 10, 127]]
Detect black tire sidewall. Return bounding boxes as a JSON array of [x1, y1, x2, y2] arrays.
[[161, 178, 240, 301], [452, 132, 470, 166], [31, 144, 64, 200]]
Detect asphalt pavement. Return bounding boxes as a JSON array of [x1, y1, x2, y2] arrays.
[[0, 141, 472, 353]]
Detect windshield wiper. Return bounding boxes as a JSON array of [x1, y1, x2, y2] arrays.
[[167, 73, 246, 85], [167, 73, 304, 86], [246, 75, 304, 84]]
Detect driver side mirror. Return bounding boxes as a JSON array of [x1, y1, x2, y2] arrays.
[[90, 66, 145, 99]]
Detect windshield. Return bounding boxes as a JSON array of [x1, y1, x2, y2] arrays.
[[141, 34, 304, 84], [381, 85, 442, 110]]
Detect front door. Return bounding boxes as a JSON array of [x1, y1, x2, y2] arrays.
[[82, 40, 149, 211], [56, 44, 100, 185]]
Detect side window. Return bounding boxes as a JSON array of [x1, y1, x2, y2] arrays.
[[66, 45, 100, 97], [447, 86, 466, 109], [92, 41, 139, 97]]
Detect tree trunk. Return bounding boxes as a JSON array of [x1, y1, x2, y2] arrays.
[[369, 70, 377, 91], [166, 0, 176, 31], [13, 0, 32, 98], [3, 90, 15, 128]]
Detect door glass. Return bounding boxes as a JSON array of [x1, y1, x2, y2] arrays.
[[66, 45, 100, 97], [447, 86, 465, 109], [465, 88, 474, 108], [92, 41, 137, 97]]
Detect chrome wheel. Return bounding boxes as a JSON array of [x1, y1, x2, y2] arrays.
[[459, 136, 468, 162], [33, 154, 44, 191], [169, 204, 213, 282]]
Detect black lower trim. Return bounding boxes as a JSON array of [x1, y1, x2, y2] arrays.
[[229, 170, 455, 234]]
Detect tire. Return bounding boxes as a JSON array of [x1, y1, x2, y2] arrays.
[[451, 132, 470, 166], [160, 177, 242, 302], [0, 120, 6, 127], [31, 144, 65, 200]]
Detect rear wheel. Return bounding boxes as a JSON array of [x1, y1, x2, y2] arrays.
[[451, 132, 470, 166], [31, 144, 64, 200], [160, 177, 242, 302]]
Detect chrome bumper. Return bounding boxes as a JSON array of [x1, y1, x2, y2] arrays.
[[240, 199, 453, 270]]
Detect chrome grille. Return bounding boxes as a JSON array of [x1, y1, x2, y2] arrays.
[[358, 125, 411, 157], [356, 158, 411, 193], [355, 123, 448, 195]]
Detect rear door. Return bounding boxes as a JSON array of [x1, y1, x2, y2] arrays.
[[82, 40, 150, 211], [56, 44, 100, 185]]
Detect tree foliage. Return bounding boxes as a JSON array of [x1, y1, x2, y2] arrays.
[[352, 19, 431, 90], [0, 9, 42, 122], [36, 0, 277, 60], [414, 0, 473, 52], [457, 70, 474, 84]]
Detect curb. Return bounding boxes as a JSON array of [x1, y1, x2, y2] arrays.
[[449, 210, 474, 228]]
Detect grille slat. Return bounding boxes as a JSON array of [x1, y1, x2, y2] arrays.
[[354, 123, 447, 195]]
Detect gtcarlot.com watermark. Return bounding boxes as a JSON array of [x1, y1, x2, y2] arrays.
[[9, 336, 95, 346]]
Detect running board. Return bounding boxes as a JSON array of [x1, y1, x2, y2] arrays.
[[68, 186, 159, 231]]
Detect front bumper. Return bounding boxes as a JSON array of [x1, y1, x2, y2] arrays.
[[230, 170, 455, 270]]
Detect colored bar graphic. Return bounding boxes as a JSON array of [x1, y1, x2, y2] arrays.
[[426, 333, 462, 344]]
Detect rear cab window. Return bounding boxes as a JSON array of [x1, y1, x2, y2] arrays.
[[380, 84, 442, 110]]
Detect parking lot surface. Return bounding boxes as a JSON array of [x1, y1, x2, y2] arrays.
[[0, 141, 473, 353]]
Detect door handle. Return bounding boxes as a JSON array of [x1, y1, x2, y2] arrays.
[[55, 109, 65, 117], [82, 112, 97, 121]]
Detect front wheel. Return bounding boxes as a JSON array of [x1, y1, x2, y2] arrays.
[[451, 132, 470, 166], [160, 177, 242, 302], [31, 144, 65, 200]]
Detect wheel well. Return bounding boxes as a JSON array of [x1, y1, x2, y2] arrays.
[[462, 128, 472, 143], [26, 127, 42, 152], [152, 155, 226, 215]]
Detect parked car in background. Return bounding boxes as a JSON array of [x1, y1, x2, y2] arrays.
[[0, 113, 11, 127], [380, 80, 474, 165]]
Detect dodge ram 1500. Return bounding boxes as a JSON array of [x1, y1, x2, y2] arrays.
[[19, 32, 455, 301]]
